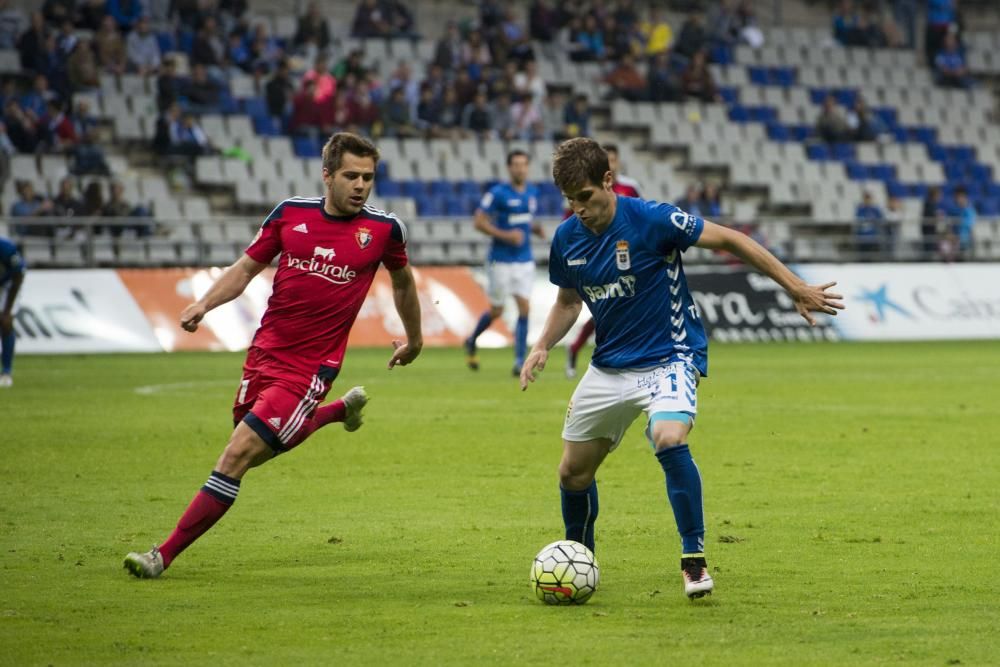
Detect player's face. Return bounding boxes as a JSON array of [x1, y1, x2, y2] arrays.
[[563, 171, 615, 228], [324, 152, 375, 216], [508, 155, 529, 186]]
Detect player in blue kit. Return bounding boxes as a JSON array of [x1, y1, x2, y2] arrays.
[[0, 236, 26, 387], [464, 149, 544, 375], [520, 138, 844, 598]]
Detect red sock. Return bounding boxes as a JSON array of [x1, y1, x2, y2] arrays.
[[295, 399, 346, 443], [570, 319, 596, 356], [159, 472, 239, 568]]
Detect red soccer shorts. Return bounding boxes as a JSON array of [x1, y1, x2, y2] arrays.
[[233, 347, 337, 452]]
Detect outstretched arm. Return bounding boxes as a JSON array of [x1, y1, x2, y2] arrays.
[[519, 287, 583, 390], [695, 221, 845, 325], [386, 265, 423, 369], [180, 254, 268, 332]]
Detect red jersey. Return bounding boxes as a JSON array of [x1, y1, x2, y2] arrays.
[[244, 197, 408, 377]]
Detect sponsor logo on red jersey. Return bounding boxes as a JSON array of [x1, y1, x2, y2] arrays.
[[286, 246, 357, 284]]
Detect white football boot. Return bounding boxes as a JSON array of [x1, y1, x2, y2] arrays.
[[124, 545, 165, 579], [342, 386, 369, 432]]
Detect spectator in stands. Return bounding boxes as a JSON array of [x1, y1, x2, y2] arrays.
[[156, 56, 181, 112], [42, 0, 74, 27], [921, 186, 947, 259], [540, 90, 565, 141], [421, 63, 447, 103], [461, 90, 495, 140], [462, 28, 492, 78], [126, 16, 161, 76], [80, 180, 103, 216], [500, 6, 533, 62], [16, 11, 47, 74], [388, 61, 420, 110], [854, 190, 886, 260], [647, 51, 682, 102], [681, 49, 721, 103], [605, 53, 646, 102], [290, 78, 326, 136], [437, 86, 464, 137], [0, 121, 15, 182], [701, 182, 723, 217], [602, 15, 637, 63], [934, 32, 971, 89], [492, 91, 516, 141], [294, 1, 330, 53], [191, 15, 225, 77], [184, 63, 222, 114], [529, 0, 559, 42], [20, 74, 54, 122], [53, 175, 83, 216], [175, 112, 213, 156], [641, 7, 673, 56], [95, 15, 127, 75], [676, 184, 704, 217], [55, 18, 77, 57], [332, 48, 366, 82], [382, 86, 419, 138], [815, 94, 851, 144], [832, 0, 860, 46], [303, 53, 337, 107], [884, 195, 904, 225], [225, 29, 251, 74], [107, 0, 143, 31], [103, 180, 132, 217], [383, 0, 417, 39], [433, 21, 463, 71], [10, 181, 56, 235], [65, 37, 98, 92], [331, 88, 353, 132], [265, 58, 293, 127], [2, 99, 39, 152], [352, 0, 390, 38], [42, 98, 77, 151], [925, 0, 957, 65], [0, 0, 25, 50], [562, 93, 590, 138], [350, 86, 380, 136], [953, 186, 976, 259], [70, 124, 109, 175], [510, 92, 544, 141], [452, 68, 477, 107], [247, 22, 282, 74], [38, 30, 71, 100], [845, 95, 883, 142], [708, 0, 740, 48], [674, 11, 708, 61], [572, 14, 605, 62], [514, 59, 546, 111], [416, 83, 443, 137], [76, 0, 108, 31]]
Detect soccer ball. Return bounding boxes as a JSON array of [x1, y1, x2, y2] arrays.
[[530, 540, 599, 605]]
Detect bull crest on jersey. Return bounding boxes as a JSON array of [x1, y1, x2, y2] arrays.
[[355, 227, 373, 249], [615, 239, 631, 270]]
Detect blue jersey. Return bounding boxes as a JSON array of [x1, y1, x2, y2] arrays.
[[479, 183, 538, 263], [549, 196, 709, 374], [0, 237, 25, 287]]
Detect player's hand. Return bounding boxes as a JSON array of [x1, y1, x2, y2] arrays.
[[791, 281, 845, 326], [519, 348, 548, 391], [388, 339, 422, 369], [180, 302, 207, 332], [0, 311, 12, 334], [505, 229, 525, 246]]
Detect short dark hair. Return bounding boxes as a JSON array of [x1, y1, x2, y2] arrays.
[[322, 132, 379, 174], [955, 186, 968, 197], [601, 142, 619, 157], [552, 137, 609, 192], [507, 149, 529, 166]]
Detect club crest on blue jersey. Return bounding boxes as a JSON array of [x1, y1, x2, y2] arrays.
[[615, 240, 631, 270], [355, 227, 372, 249]]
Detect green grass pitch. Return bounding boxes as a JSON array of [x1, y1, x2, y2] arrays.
[[1, 342, 998, 665]]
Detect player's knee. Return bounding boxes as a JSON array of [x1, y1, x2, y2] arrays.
[[490, 305, 504, 319], [217, 435, 265, 476], [651, 423, 689, 452], [558, 459, 594, 490]]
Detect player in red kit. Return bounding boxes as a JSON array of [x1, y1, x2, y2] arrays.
[[124, 132, 423, 578], [564, 143, 642, 378]]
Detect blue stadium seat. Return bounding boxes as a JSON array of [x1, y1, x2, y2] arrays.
[[772, 67, 797, 87], [766, 122, 790, 142], [886, 181, 907, 198], [156, 31, 176, 53], [845, 161, 866, 179], [292, 135, 320, 157], [790, 125, 813, 141], [377, 179, 401, 197], [218, 91, 239, 114], [909, 127, 937, 144], [748, 67, 768, 85], [253, 114, 280, 136], [727, 105, 750, 123], [429, 180, 454, 196], [445, 197, 467, 216], [400, 181, 425, 198], [242, 97, 268, 116], [375, 161, 389, 180], [456, 180, 481, 197], [869, 165, 897, 181], [719, 87, 740, 104]]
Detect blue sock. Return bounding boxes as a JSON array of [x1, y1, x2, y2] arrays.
[[655, 445, 705, 554], [0, 329, 13, 374], [469, 311, 493, 341], [561, 481, 598, 552], [514, 316, 528, 366]]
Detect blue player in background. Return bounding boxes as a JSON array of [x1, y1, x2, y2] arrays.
[[0, 236, 26, 388], [464, 149, 544, 376], [520, 138, 844, 599]]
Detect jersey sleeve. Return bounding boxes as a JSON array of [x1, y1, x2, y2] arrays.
[[547, 233, 573, 288], [381, 217, 409, 271], [642, 199, 705, 253], [478, 187, 499, 216], [245, 202, 285, 263]]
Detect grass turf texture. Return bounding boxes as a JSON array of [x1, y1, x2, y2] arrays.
[[1, 342, 997, 666]]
